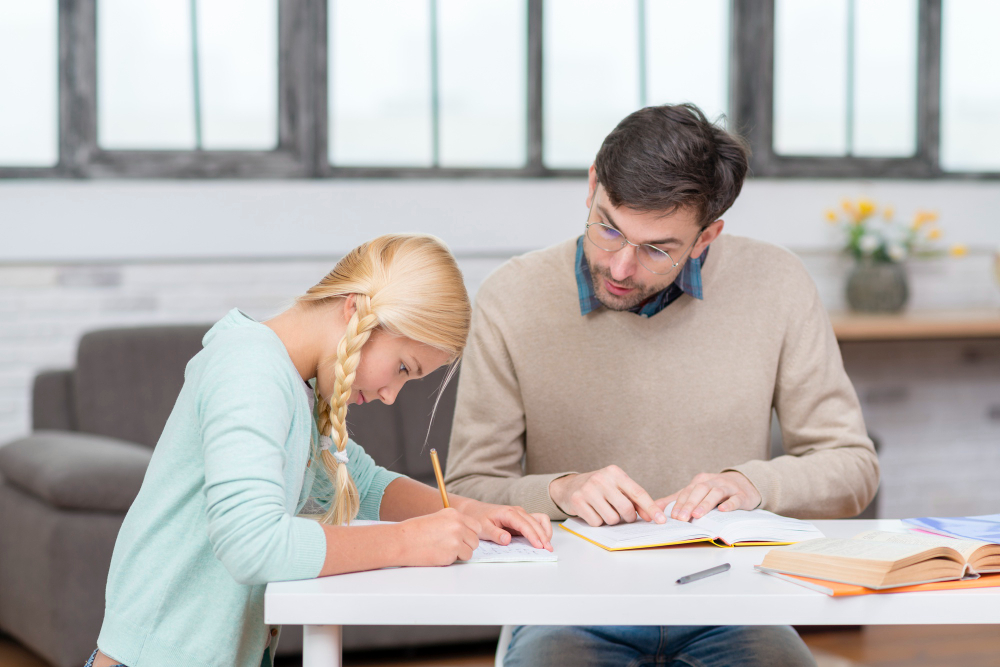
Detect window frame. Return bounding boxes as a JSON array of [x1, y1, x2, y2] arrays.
[[1, 0, 997, 180]]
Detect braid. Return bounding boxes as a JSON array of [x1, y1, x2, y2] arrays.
[[318, 295, 379, 525]]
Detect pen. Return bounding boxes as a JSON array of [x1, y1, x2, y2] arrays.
[[675, 563, 731, 585], [429, 448, 450, 509]]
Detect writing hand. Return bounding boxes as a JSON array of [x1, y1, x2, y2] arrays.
[[454, 499, 554, 551], [549, 465, 666, 527], [656, 471, 761, 522]]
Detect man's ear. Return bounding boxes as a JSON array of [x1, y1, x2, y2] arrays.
[[586, 164, 598, 209], [692, 219, 724, 259]]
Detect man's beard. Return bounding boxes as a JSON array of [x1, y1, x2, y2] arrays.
[[587, 259, 663, 311]]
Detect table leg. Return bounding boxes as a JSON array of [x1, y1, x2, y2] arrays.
[[303, 625, 342, 667]]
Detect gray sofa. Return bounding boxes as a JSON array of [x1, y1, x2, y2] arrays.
[[0, 325, 499, 667]]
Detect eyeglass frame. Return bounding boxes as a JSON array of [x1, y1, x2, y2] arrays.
[[584, 184, 705, 276]]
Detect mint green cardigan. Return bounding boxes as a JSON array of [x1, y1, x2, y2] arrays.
[[97, 309, 402, 667]]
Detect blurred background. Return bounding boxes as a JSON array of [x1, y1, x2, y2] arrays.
[[2, 1, 1000, 665], [4, 0, 1000, 521], [0, 0, 1000, 517]]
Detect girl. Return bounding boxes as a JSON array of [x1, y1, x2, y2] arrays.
[[89, 234, 553, 667]]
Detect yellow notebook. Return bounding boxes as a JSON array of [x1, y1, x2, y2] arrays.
[[560, 506, 824, 551]]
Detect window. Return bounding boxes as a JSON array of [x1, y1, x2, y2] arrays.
[[0, 0, 58, 167], [940, 0, 1000, 172], [2, 0, 998, 180], [328, 0, 526, 168], [773, 0, 918, 158], [544, 0, 730, 169]]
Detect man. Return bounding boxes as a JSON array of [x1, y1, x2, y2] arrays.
[[444, 104, 879, 666]]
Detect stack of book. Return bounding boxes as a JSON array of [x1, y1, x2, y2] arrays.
[[756, 514, 1000, 597]]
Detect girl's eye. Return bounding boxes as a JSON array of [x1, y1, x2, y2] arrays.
[[399, 362, 409, 375]]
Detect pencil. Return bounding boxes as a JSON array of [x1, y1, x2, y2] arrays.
[[429, 448, 450, 509]]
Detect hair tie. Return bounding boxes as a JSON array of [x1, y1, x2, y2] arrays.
[[333, 450, 349, 465], [318, 435, 332, 452]]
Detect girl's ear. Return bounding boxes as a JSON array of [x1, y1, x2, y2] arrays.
[[341, 294, 357, 322]]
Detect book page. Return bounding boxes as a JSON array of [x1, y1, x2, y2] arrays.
[[464, 536, 558, 563], [561, 516, 710, 549], [774, 537, 950, 562], [853, 530, 986, 562], [662, 501, 824, 544]]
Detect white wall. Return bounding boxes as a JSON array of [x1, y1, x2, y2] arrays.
[[4, 178, 1000, 262]]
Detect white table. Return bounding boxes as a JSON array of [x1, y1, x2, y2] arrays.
[[265, 519, 1000, 667]]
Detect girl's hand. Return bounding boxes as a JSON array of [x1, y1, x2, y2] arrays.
[[454, 499, 554, 552], [393, 508, 482, 566]]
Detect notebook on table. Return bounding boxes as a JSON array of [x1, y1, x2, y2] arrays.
[[560, 503, 823, 551], [349, 520, 557, 563]]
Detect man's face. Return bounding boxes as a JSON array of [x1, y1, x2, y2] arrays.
[[583, 180, 713, 312]]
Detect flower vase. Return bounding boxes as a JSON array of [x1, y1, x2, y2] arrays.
[[845, 260, 909, 313]]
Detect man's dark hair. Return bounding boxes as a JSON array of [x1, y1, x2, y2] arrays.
[[594, 103, 751, 228]]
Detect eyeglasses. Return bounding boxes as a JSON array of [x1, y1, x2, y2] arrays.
[[584, 186, 701, 275]]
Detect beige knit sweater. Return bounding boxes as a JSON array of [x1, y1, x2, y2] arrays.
[[445, 235, 879, 521]]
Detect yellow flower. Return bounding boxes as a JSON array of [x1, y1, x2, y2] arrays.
[[950, 244, 968, 257], [926, 227, 942, 241], [824, 209, 838, 223], [883, 206, 895, 221], [858, 199, 876, 217], [912, 210, 939, 229], [841, 199, 855, 215]]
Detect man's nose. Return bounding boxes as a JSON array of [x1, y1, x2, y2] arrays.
[[608, 245, 639, 281]]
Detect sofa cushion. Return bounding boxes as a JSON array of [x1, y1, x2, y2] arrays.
[[0, 430, 152, 512], [74, 325, 210, 448]]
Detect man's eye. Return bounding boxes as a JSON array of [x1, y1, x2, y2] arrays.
[[399, 363, 409, 375]]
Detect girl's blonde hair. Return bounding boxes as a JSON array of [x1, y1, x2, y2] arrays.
[[299, 234, 471, 525]]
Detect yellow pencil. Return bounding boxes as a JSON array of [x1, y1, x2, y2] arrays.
[[429, 448, 450, 509]]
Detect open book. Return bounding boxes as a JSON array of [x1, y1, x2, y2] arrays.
[[560, 504, 823, 551], [757, 530, 1000, 589]]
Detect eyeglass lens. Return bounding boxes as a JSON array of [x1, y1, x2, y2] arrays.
[[586, 223, 676, 274]]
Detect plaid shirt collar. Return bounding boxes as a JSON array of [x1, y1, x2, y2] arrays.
[[575, 235, 707, 317]]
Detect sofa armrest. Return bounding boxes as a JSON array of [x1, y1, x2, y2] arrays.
[[32, 370, 76, 431], [0, 430, 151, 512]]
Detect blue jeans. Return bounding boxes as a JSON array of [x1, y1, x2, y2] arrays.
[[504, 625, 816, 667]]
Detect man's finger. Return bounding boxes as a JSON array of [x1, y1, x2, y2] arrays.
[[656, 493, 679, 512], [576, 503, 605, 527], [675, 484, 711, 522], [691, 487, 728, 519], [621, 479, 667, 524], [590, 496, 622, 526], [606, 489, 639, 524]]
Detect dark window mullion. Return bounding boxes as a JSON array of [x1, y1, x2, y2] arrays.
[[190, 0, 204, 150], [637, 0, 647, 108], [526, 0, 544, 172], [430, 0, 440, 167]]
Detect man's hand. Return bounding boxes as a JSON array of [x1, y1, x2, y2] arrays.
[[452, 498, 554, 551], [549, 465, 667, 527], [657, 471, 762, 522]]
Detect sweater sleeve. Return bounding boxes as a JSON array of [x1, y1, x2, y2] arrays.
[[307, 438, 404, 521], [445, 294, 574, 519], [726, 281, 880, 519], [197, 342, 327, 585]]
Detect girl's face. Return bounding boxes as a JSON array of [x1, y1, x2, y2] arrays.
[[316, 328, 450, 407]]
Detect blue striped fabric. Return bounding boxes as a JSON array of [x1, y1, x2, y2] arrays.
[[575, 236, 707, 317]]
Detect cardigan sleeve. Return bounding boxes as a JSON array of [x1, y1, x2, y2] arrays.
[[307, 439, 404, 521], [197, 339, 327, 585]]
